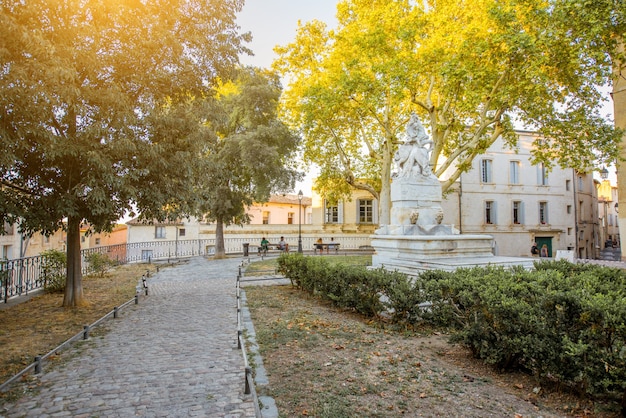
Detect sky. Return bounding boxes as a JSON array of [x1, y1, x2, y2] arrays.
[[236, 1, 339, 194], [236, 0, 338, 69]]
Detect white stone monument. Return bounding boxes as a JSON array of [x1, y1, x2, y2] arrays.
[[371, 113, 534, 274]]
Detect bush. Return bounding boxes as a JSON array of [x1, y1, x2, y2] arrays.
[[84, 252, 116, 277], [41, 249, 66, 292]]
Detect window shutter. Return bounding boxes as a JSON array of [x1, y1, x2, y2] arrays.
[[338, 201, 344, 224], [493, 202, 498, 224], [373, 199, 379, 224]]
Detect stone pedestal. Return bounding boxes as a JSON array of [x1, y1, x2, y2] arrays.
[[372, 176, 534, 274]]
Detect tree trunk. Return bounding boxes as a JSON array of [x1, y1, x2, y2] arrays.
[[614, 40, 626, 260], [379, 141, 393, 226], [214, 219, 226, 259], [63, 216, 86, 307]]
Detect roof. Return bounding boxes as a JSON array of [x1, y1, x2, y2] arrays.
[[125, 218, 185, 226], [266, 194, 312, 206]]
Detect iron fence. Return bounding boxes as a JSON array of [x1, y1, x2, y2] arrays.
[[1, 234, 373, 303], [1, 239, 218, 303]]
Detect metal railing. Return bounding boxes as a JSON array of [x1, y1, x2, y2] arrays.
[[1, 235, 374, 304], [236, 260, 262, 418], [0, 283, 148, 393]]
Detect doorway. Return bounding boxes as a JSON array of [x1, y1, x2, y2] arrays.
[[535, 237, 552, 258]]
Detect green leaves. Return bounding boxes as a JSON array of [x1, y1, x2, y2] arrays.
[[0, 0, 249, 305], [275, 0, 622, 220], [194, 67, 301, 253]]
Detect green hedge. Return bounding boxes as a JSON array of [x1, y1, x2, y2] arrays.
[[276, 254, 626, 402]]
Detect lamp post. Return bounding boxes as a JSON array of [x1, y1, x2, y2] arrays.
[[298, 190, 303, 253], [601, 166, 609, 180]]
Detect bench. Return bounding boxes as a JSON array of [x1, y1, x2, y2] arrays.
[[251, 243, 289, 256], [313, 243, 340, 254]]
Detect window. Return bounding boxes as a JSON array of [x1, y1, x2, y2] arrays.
[[262, 211, 270, 224], [539, 202, 548, 224], [609, 214, 614, 226], [566, 179, 571, 191], [325, 202, 339, 224], [485, 201, 496, 224], [568, 227, 573, 235], [155, 226, 166, 239], [179, 228, 186, 237], [567, 205, 572, 214], [537, 163, 548, 185], [81, 236, 86, 243], [509, 161, 520, 185], [2, 245, 10, 260], [512, 201, 523, 224], [480, 159, 493, 183], [579, 200, 584, 219], [358, 199, 374, 223], [287, 213, 294, 225], [95, 238, 101, 245], [577, 175, 583, 191]]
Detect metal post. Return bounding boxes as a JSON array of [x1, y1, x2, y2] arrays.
[[298, 190, 303, 253]]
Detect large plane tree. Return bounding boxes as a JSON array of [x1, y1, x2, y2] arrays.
[[0, 0, 250, 306], [274, 0, 622, 226]]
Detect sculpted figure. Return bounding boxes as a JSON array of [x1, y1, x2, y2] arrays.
[[394, 113, 433, 178]]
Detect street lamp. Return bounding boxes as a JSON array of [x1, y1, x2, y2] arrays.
[[298, 190, 303, 253], [600, 166, 609, 180]]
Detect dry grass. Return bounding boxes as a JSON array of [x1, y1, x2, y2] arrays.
[[245, 285, 622, 418], [0, 262, 157, 395]]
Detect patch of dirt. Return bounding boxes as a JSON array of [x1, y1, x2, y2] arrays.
[[244, 285, 622, 417]]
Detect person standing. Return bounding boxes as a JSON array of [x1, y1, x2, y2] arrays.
[[540, 244, 549, 257], [531, 242, 539, 257]]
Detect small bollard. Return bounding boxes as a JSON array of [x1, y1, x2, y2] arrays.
[[156, 266, 160, 273], [83, 325, 90, 340], [244, 366, 252, 394], [135, 294, 139, 304], [237, 329, 242, 349], [142, 276, 149, 296], [113, 306, 119, 318], [146, 269, 151, 278], [34, 356, 42, 374]]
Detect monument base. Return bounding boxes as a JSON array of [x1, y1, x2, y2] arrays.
[[371, 234, 535, 275]]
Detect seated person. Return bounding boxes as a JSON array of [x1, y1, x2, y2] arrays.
[[260, 237, 269, 254], [278, 236, 289, 252], [315, 238, 323, 254], [327, 237, 335, 254]]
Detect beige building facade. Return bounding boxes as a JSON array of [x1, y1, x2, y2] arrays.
[[440, 131, 600, 259]]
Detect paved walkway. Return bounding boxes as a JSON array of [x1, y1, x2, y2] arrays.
[[0, 256, 257, 418]]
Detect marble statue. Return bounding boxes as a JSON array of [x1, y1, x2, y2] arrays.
[[394, 112, 433, 178]]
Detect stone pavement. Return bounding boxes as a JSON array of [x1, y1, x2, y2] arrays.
[[0, 256, 258, 418]]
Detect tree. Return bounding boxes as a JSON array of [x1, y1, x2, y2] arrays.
[[197, 67, 301, 258], [274, 0, 622, 225], [0, 0, 250, 306]]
